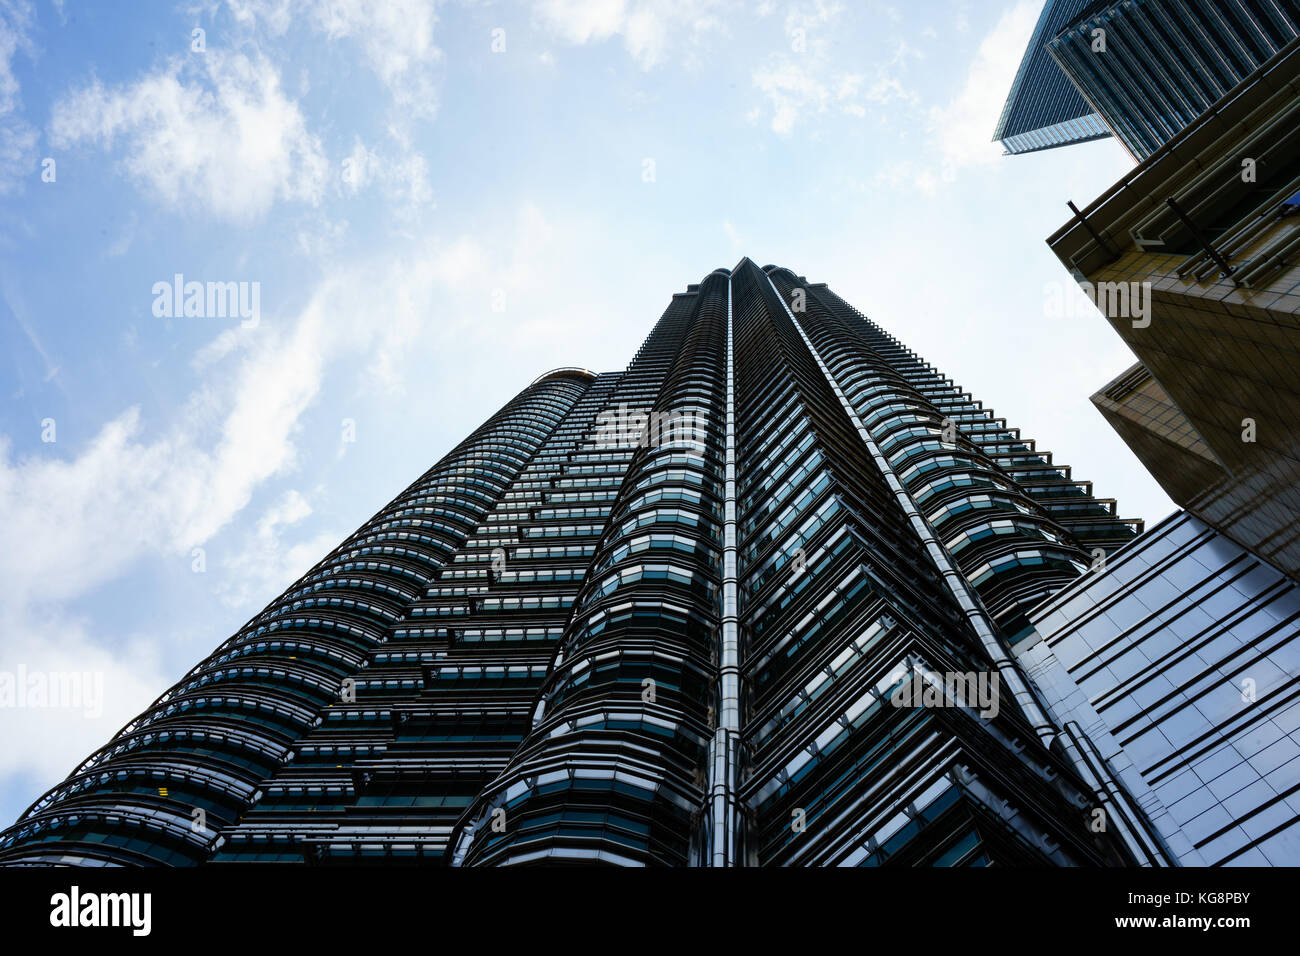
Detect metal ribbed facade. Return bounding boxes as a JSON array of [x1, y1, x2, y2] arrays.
[[729, 263, 1147, 866], [451, 275, 728, 866], [1048, 0, 1300, 159], [1, 261, 1157, 866], [993, 0, 1113, 154], [0, 373, 592, 865]]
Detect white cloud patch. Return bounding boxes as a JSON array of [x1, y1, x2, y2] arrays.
[[752, 59, 831, 135], [295, 211, 349, 260], [0, 613, 174, 791], [311, 0, 442, 117], [217, 488, 340, 609], [750, 3, 917, 135], [0, 0, 32, 118], [0, 120, 36, 194], [784, 0, 843, 33], [342, 133, 433, 208], [225, 0, 296, 34], [226, 0, 443, 118], [0, 0, 37, 195], [858, 1, 1040, 195], [218, 2, 440, 220], [104, 210, 139, 258], [723, 218, 741, 251], [531, 0, 731, 69], [929, 0, 1038, 177], [48, 51, 329, 224], [0, 325, 329, 603]]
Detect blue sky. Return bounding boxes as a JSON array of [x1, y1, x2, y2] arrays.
[[0, 0, 1169, 826]]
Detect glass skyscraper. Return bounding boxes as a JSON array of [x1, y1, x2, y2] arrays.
[[0, 259, 1167, 867], [993, 0, 1114, 154], [1047, 1, 1300, 159], [996, 1, 1300, 160]]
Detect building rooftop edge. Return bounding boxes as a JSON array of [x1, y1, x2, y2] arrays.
[[529, 367, 599, 386]]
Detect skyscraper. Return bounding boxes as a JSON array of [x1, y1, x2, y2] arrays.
[[996, 2, 1300, 161], [0, 260, 1160, 867], [1047, 1, 1300, 159], [993, 0, 1114, 154]]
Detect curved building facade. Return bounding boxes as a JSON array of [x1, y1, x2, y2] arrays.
[[1, 261, 1164, 867]]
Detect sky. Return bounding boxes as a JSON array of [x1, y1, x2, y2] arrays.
[[0, 0, 1173, 827]]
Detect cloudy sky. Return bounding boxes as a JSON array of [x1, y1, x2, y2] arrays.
[[0, 0, 1167, 826]]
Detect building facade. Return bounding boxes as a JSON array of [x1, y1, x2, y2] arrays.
[[1, 260, 1165, 867], [1047, 0, 1300, 160], [994, 0, 1114, 154], [1021, 510, 1300, 865], [1048, 37, 1300, 579]]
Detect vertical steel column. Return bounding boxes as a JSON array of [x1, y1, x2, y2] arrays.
[[705, 277, 743, 865]]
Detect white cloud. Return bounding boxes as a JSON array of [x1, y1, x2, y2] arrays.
[[49, 51, 329, 224], [0, 0, 37, 195], [929, 0, 1038, 177], [343, 133, 433, 209], [783, 0, 843, 33], [845, 1, 1039, 194], [295, 211, 349, 260], [226, 0, 443, 118], [871, 159, 941, 197], [219, 3, 443, 217], [723, 219, 741, 250], [752, 59, 828, 135], [310, 0, 442, 117], [0, 120, 35, 194], [226, 0, 295, 34], [533, 0, 627, 45], [0, 319, 328, 607], [341, 135, 377, 193], [217, 488, 340, 609], [104, 210, 139, 258], [532, 0, 731, 69], [0, 0, 32, 117], [750, 3, 916, 135], [0, 612, 174, 788], [752, 58, 901, 135], [213, 4, 443, 226]]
